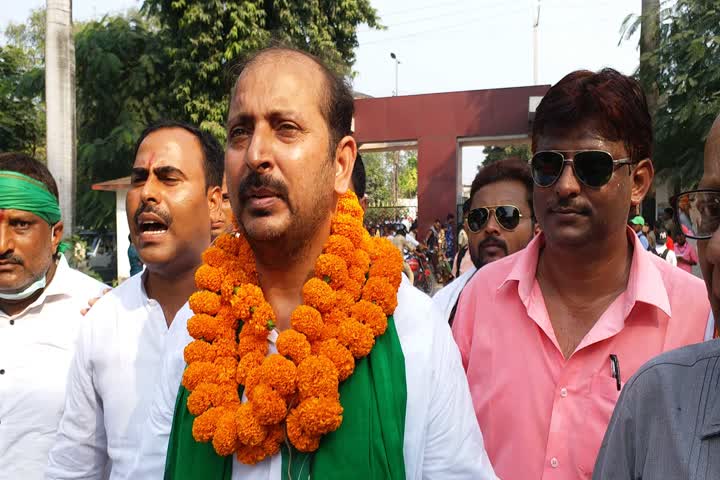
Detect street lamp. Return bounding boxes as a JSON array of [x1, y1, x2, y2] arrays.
[[390, 52, 400, 96]]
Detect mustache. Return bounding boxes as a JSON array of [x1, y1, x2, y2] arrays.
[[133, 202, 173, 227], [478, 236, 508, 255], [0, 252, 23, 265], [548, 197, 593, 214], [237, 171, 290, 203]]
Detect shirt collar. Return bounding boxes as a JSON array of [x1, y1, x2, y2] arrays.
[[499, 227, 672, 318], [41, 255, 75, 298]]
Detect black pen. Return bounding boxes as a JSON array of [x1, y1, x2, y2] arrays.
[[609, 354, 621, 391]]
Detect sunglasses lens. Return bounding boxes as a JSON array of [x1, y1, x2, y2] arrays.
[[495, 206, 521, 230], [573, 151, 615, 187], [467, 208, 489, 232], [680, 192, 720, 239], [531, 152, 564, 187]]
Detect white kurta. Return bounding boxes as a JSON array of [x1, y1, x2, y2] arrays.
[[431, 267, 477, 323], [126, 276, 498, 479], [45, 272, 192, 480], [0, 257, 105, 480]]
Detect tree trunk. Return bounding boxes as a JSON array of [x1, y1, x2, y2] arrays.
[[45, 0, 76, 236], [640, 0, 660, 119]]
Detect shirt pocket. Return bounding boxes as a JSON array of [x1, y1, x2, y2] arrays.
[[577, 373, 621, 477]]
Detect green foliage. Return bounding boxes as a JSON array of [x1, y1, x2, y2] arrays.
[[623, 0, 720, 188], [399, 154, 417, 198], [74, 11, 179, 230], [481, 144, 531, 167], [142, 0, 381, 138]]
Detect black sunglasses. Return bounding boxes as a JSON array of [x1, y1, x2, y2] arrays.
[[530, 150, 634, 188], [467, 205, 523, 232], [671, 190, 720, 240]]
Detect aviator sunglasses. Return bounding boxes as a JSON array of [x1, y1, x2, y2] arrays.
[[530, 150, 634, 188], [466, 205, 523, 232]]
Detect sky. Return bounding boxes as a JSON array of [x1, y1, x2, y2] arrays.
[[1, 0, 642, 185]]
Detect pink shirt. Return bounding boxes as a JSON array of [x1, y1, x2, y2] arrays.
[[452, 229, 710, 480], [674, 241, 698, 274]]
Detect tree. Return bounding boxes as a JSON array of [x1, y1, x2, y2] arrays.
[[142, 0, 381, 138], [74, 11, 178, 230], [481, 144, 531, 167], [622, 0, 720, 188], [399, 153, 417, 198]]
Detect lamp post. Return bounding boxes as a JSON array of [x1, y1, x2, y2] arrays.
[[532, 0, 541, 85], [390, 52, 400, 96]]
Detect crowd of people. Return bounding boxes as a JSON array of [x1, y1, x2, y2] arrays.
[[4, 45, 720, 480]]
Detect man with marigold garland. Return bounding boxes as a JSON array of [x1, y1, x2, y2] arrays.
[[45, 121, 224, 479], [127, 47, 497, 480]]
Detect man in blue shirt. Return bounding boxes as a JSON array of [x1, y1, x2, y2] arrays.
[[630, 215, 649, 249]]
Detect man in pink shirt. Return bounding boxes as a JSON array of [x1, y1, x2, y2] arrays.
[[452, 68, 711, 480], [673, 229, 699, 274]]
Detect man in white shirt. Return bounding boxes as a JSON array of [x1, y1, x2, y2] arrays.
[[651, 227, 678, 266], [433, 158, 535, 324], [0, 153, 106, 480], [127, 46, 497, 480], [45, 121, 223, 480]]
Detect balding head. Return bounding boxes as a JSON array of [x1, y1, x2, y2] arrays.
[[232, 47, 354, 150]]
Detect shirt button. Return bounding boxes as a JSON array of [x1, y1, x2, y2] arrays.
[[550, 457, 559, 468], [0, 369, 5, 375], [560, 387, 568, 398], [9, 320, 14, 325]]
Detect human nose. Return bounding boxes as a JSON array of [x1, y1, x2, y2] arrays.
[[245, 124, 274, 174], [0, 222, 14, 255], [139, 175, 160, 204], [554, 160, 582, 198], [484, 209, 502, 236]]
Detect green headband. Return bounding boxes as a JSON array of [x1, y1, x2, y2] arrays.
[[0, 170, 61, 225]]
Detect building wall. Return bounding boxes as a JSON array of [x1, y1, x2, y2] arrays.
[[353, 85, 549, 233]]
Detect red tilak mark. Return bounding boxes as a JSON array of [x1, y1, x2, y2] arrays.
[[0, 210, 5, 221]]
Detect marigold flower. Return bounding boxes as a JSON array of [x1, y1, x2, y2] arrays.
[[362, 276, 398, 316], [352, 249, 371, 269], [276, 330, 311, 364], [214, 233, 241, 256], [350, 300, 388, 337], [215, 356, 239, 384], [334, 290, 355, 313], [366, 237, 397, 262], [187, 382, 217, 415], [302, 278, 336, 313], [212, 381, 241, 407], [195, 264, 224, 292], [235, 424, 283, 465], [314, 253, 349, 289], [249, 384, 287, 425], [183, 361, 219, 391], [184, 339, 217, 365], [235, 444, 268, 465], [324, 234, 354, 263], [213, 408, 240, 456], [254, 354, 296, 397], [296, 355, 339, 401], [220, 270, 249, 301], [338, 318, 375, 358], [231, 284, 265, 321], [286, 408, 321, 452], [246, 302, 276, 336], [322, 308, 347, 326], [244, 366, 263, 393], [369, 259, 402, 290], [331, 214, 364, 247], [342, 279, 363, 301], [237, 330, 268, 357], [235, 403, 267, 447], [187, 313, 220, 341], [215, 306, 240, 333], [236, 351, 265, 385], [214, 337, 238, 359], [335, 191, 364, 220], [189, 291, 222, 315], [295, 396, 343, 437], [202, 246, 231, 268], [316, 339, 355, 381], [290, 305, 324, 341], [319, 322, 341, 342], [192, 406, 224, 442]]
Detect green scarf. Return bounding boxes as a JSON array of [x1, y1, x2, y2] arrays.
[[0, 170, 61, 225], [165, 316, 407, 480]]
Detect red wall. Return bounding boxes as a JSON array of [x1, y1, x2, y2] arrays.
[[353, 85, 549, 233]]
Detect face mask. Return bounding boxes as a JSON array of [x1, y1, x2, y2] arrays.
[[0, 226, 55, 301]]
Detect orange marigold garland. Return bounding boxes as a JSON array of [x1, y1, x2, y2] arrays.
[[184, 190, 402, 464]]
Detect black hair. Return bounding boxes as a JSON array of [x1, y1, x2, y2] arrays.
[[133, 120, 224, 188], [0, 152, 59, 200], [351, 152, 366, 198], [462, 198, 471, 216], [232, 46, 354, 154], [470, 158, 534, 217]]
